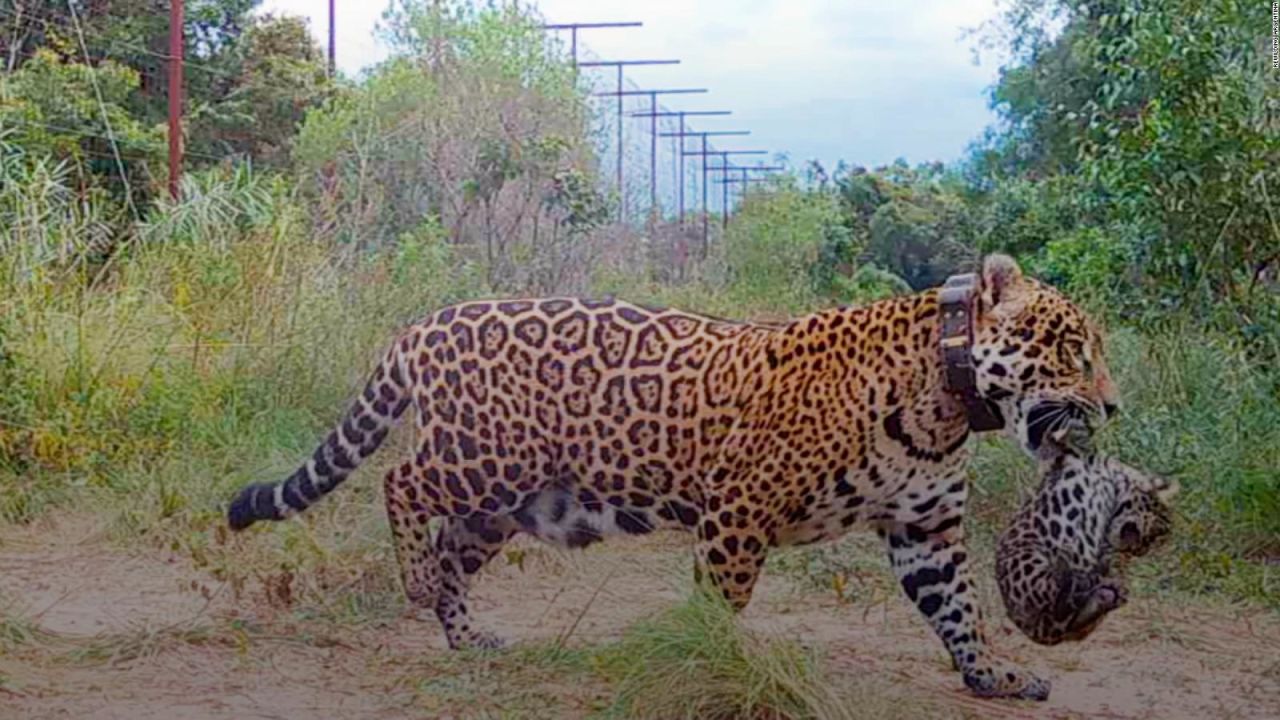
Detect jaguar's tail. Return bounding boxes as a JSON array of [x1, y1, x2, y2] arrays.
[[227, 342, 410, 530]]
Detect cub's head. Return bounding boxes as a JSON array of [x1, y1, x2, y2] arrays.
[[1100, 459, 1179, 557], [970, 255, 1119, 454]]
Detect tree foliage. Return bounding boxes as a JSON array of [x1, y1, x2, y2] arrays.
[[1, 0, 329, 193], [293, 0, 603, 293], [187, 13, 330, 164], [0, 46, 161, 204], [972, 0, 1280, 338]]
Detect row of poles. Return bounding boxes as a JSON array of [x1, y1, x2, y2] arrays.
[[544, 21, 782, 244], [164, 8, 781, 245]]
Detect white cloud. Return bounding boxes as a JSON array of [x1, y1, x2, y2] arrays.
[[258, 0, 1004, 168]]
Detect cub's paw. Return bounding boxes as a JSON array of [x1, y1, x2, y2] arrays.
[[1061, 579, 1127, 642], [1092, 579, 1128, 611]]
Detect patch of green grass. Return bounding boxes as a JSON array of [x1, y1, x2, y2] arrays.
[[592, 590, 925, 720], [398, 641, 609, 719], [0, 612, 46, 652], [766, 534, 898, 607], [64, 623, 226, 667]]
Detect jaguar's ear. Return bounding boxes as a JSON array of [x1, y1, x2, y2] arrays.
[[980, 254, 1026, 313]]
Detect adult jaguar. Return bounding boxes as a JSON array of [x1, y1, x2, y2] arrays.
[[227, 255, 1118, 700]]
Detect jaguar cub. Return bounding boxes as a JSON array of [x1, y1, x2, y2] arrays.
[[996, 424, 1177, 645]]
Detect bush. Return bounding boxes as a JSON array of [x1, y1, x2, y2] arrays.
[[0, 48, 161, 207], [0, 163, 485, 525], [828, 264, 912, 304], [722, 184, 842, 313], [291, 0, 602, 293]]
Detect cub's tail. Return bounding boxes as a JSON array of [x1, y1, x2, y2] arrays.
[[227, 343, 410, 530]]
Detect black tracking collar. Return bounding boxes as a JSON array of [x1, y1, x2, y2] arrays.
[[938, 273, 1005, 432]]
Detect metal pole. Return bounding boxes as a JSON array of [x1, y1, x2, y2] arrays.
[[589, 73, 696, 225], [642, 111, 732, 225], [675, 113, 683, 223], [615, 64, 623, 221], [676, 113, 684, 223], [663, 128, 749, 229], [621, 93, 715, 222], [649, 91, 658, 220], [714, 167, 783, 186], [701, 134, 708, 255], [631, 109, 727, 226], [688, 151, 770, 230], [542, 22, 644, 67], [712, 165, 783, 216], [167, 0, 183, 201], [328, 0, 335, 76], [720, 152, 729, 231]]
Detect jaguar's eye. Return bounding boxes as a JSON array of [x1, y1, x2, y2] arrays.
[[1079, 346, 1095, 380], [1064, 340, 1091, 377]]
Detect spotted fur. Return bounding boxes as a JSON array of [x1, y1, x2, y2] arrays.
[[227, 255, 1118, 701], [996, 424, 1177, 645]]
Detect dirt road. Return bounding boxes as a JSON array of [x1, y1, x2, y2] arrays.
[[2, 516, 1276, 719]]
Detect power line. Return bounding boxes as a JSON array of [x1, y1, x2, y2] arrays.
[[67, 0, 138, 219], [0, 5, 240, 80], [0, 116, 222, 162], [541, 22, 642, 67]]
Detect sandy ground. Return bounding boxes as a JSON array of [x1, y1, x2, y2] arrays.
[[1, 516, 1277, 720]]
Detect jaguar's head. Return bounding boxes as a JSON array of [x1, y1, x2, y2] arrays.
[[970, 255, 1120, 455]]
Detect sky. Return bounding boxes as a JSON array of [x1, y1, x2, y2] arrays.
[[258, 0, 1007, 171]]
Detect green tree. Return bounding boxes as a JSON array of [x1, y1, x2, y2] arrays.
[[1, 1, 257, 117], [828, 162, 975, 290], [723, 181, 840, 309], [188, 13, 330, 164], [0, 47, 161, 206], [2, 1, 327, 169], [971, 0, 1280, 338], [293, 0, 597, 292]]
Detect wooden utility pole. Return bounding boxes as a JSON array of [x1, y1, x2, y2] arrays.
[[167, 0, 184, 200]]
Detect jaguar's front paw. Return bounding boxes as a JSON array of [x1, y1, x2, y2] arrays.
[[964, 664, 1051, 701], [449, 628, 507, 651]]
